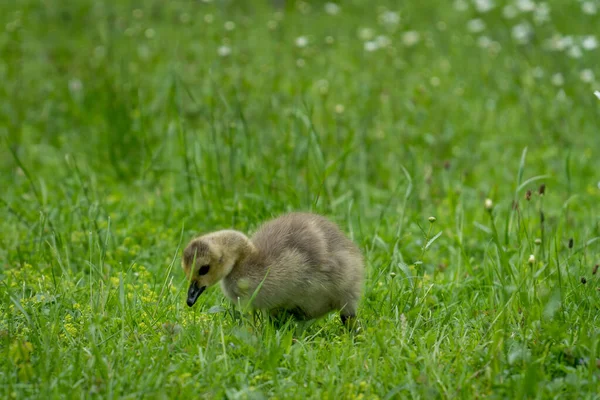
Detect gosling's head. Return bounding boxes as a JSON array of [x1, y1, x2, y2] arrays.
[[181, 234, 239, 307]]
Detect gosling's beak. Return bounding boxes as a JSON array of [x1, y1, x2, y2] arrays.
[[186, 281, 206, 307]]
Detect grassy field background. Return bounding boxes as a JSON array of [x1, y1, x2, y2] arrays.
[[1, 0, 600, 398]]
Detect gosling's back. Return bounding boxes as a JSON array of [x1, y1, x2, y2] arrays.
[[223, 213, 364, 320]]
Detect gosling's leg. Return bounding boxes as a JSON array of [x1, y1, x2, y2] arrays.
[[340, 313, 355, 325], [340, 300, 359, 330], [268, 307, 307, 329]]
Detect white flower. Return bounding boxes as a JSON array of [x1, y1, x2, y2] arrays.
[[528, 254, 535, 265], [582, 36, 598, 50], [380, 11, 400, 25], [68, 78, 83, 93], [296, 58, 305, 68], [567, 45, 582, 58], [533, 3, 550, 24], [204, 14, 214, 23], [453, 0, 468, 11], [556, 89, 567, 101], [358, 28, 374, 40], [516, 0, 536, 12], [364, 41, 378, 52], [217, 45, 231, 57], [335, 104, 345, 114], [475, 0, 494, 13], [467, 19, 486, 33], [324, 2, 340, 15], [402, 31, 420, 46], [551, 73, 564, 86], [582, 1, 597, 15], [555, 35, 574, 51], [512, 22, 532, 43], [595, 91, 600, 100], [224, 21, 236, 31], [478, 36, 492, 48], [295, 36, 308, 48], [484, 198, 493, 210], [144, 28, 155, 39], [503, 5, 518, 19], [316, 79, 329, 95], [580, 69, 595, 83]]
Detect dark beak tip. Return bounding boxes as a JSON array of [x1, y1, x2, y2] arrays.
[[186, 282, 206, 307], [186, 292, 199, 307]]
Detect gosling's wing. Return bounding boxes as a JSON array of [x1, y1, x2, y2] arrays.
[[251, 213, 328, 268]]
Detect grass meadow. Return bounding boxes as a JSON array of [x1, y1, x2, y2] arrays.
[[2, 0, 600, 398]]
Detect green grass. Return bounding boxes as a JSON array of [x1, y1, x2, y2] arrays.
[[1, 0, 600, 398]]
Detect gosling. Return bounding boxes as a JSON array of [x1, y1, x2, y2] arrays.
[[181, 212, 364, 326]]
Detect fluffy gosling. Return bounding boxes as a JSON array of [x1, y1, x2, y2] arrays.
[[182, 212, 364, 326]]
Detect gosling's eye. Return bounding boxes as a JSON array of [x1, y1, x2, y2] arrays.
[[198, 265, 210, 276]]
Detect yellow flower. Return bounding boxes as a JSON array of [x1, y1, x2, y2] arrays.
[[141, 295, 153, 303], [64, 323, 78, 336], [9, 340, 34, 381]]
